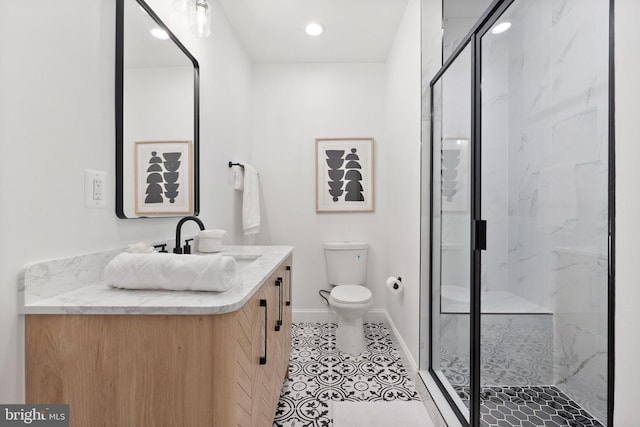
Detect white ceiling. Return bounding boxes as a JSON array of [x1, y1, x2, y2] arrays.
[[216, 0, 411, 64]]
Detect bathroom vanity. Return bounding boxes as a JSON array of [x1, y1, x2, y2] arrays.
[[20, 246, 293, 427]]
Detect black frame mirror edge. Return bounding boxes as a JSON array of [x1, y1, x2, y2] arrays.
[[115, 0, 200, 219]]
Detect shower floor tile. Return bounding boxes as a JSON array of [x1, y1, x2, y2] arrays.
[[454, 385, 604, 427], [439, 314, 554, 388], [273, 322, 422, 427]]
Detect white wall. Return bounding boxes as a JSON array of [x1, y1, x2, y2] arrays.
[[614, 0, 640, 424], [0, 0, 252, 402], [384, 0, 423, 366], [250, 63, 389, 312]]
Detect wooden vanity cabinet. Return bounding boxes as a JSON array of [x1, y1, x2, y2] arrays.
[[26, 255, 293, 427]]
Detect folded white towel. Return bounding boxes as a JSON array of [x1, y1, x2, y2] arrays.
[[241, 164, 260, 235], [104, 253, 237, 292]]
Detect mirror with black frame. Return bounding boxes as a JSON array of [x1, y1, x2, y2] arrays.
[[116, 0, 200, 218]]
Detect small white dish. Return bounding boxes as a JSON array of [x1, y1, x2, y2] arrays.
[[198, 229, 226, 253]]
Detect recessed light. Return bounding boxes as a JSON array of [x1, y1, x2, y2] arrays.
[[150, 28, 170, 40], [305, 22, 325, 37], [491, 22, 512, 35]]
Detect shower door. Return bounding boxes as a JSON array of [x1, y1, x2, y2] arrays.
[[425, 0, 613, 426], [477, 0, 611, 425], [429, 41, 473, 423]]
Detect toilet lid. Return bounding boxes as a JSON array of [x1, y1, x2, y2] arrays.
[[330, 285, 372, 304]]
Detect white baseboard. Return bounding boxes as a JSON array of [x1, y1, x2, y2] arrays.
[[384, 312, 418, 371], [292, 308, 387, 324]]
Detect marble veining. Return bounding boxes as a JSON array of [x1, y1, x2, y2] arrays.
[[19, 248, 123, 305], [20, 245, 293, 315]]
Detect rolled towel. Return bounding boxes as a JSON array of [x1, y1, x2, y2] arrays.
[[126, 241, 154, 253], [104, 252, 237, 292]]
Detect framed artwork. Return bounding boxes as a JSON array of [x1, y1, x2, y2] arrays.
[[135, 140, 193, 215], [441, 138, 469, 212], [316, 137, 374, 212]]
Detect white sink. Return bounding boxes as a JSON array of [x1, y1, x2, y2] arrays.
[[232, 254, 261, 271]]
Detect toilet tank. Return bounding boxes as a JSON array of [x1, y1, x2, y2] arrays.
[[324, 242, 368, 286]]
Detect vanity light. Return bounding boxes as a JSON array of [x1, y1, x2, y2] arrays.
[[172, 0, 195, 15], [491, 22, 512, 35], [305, 22, 325, 37], [150, 27, 170, 40], [191, 0, 211, 38]]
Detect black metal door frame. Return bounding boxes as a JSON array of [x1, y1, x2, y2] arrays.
[[425, 0, 615, 425]]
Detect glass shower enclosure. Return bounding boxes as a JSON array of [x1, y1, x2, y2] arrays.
[[421, 0, 613, 426]]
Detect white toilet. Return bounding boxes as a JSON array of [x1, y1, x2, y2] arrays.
[[324, 242, 373, 355]]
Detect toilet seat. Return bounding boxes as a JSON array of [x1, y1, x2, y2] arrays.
[[330, 285, 372, 304]]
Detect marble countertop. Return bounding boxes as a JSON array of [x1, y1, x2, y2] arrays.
[[20, 245, 293, 315]]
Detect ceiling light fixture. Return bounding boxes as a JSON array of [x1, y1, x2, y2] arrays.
[[171, 0, 211, 37], [305, 22, 325, 37], [491, 22, 512, 35], [150, 27, 170, 40], [172, 0, 195, 15], [191, 0, 211, 37]]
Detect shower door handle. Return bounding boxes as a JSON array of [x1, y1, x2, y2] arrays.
[[473, 220, 487, 251]]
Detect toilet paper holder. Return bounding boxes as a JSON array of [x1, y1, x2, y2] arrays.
[[385, 276, 403, 291]]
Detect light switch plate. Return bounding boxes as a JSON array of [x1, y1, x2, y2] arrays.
[[85, 169, 106, 208]]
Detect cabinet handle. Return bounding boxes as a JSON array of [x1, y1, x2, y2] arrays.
[[259, 299, 267, 365], [275, 278, 283, 331], [285, 266, 291, 306]]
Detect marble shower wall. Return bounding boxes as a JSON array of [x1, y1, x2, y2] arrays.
[[480, 0, 609, 422]]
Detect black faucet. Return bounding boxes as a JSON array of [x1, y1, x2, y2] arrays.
[[174, 216, 205, 254]]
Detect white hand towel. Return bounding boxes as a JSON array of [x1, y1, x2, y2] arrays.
[[241, 164, 260, 235], [104, 252, 237, 292], [232, 165, 244, 190]]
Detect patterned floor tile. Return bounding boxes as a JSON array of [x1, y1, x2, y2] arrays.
[[274, 396, 332, 427], [273, 323, 421, 427]]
